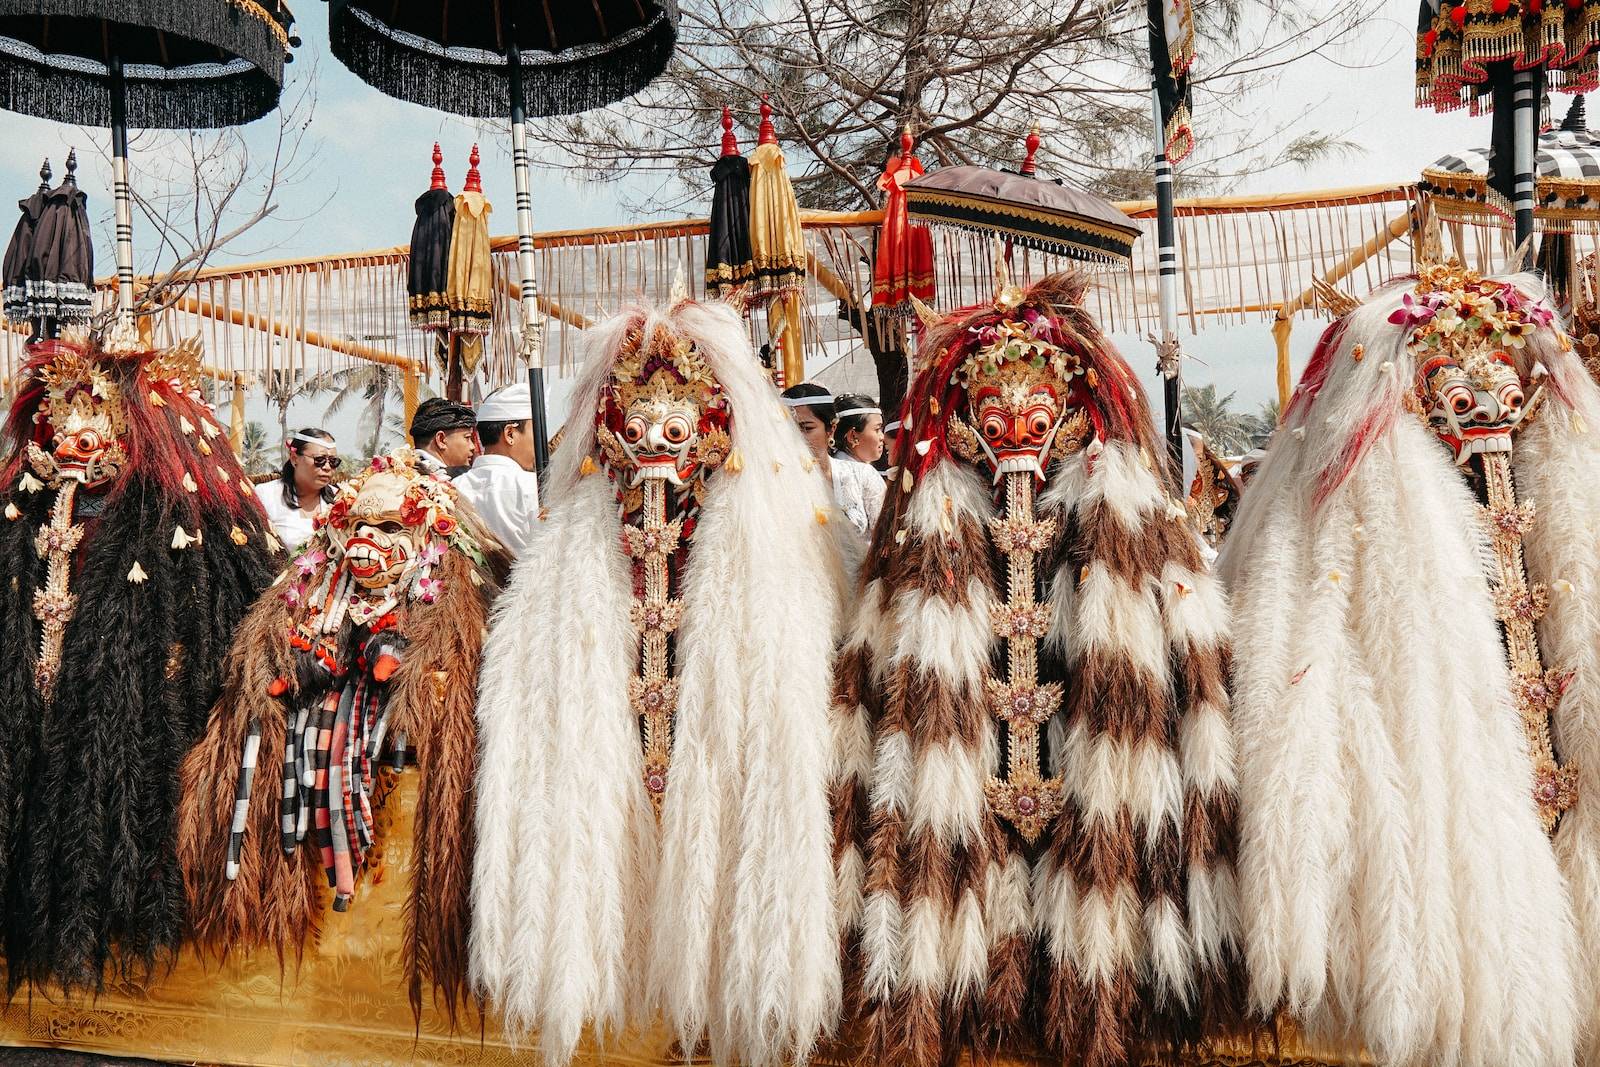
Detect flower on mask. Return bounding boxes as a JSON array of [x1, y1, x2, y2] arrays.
[[284, 582, 306, 606], [415, 576, 442, 604], [1499, 319, 1532, 349], [432, 514, 458, 537], [1528, 301, 1556, 328], [293, 548, 326, 576], [325, 498, 350, 529], [418, 542, 445, 567], [1389, 291, 1435, 328]]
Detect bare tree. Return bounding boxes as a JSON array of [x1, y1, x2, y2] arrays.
[[536, 0, 1377, 213], [97, 60, 327, 319]]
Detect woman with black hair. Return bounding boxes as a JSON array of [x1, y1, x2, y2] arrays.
[[780, 383, 885, 536], [253, 427, 339, 551], [831, 393, 886, 465]]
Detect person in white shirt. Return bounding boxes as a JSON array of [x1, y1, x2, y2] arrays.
[[408, 397, 478, 478], [780, 383, 886, 537], [253, 427, 339, 552], [452, 383, 540, 555]]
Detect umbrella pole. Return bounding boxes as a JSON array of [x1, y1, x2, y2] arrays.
[[1151, 85, 1182, 480], [505, 38, 550, 477], [109, 55, 135, 312], [1512, 67, 1537, 266]]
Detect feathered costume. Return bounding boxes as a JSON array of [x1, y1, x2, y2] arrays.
[[178, 450, 501, 1022], [837, 271, 1244, 1067], [1219, 263, 1587, 1066], [471, 298, 849, 1067], [0, 332, 279, 994]]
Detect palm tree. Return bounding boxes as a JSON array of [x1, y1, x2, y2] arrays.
[[239, 420, 276, 477], [1180, 384, 1255, 458], [309, 364, 435, 461], [1242, 397, 1281, 449]]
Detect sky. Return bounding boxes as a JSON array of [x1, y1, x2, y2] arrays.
[[0, 3, 1526, 428]]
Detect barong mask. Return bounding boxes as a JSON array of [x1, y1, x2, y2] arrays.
[[26, 346, 129, 490], [947, 300, 1092, 485], [596, 321, 731, 502], [305, 455, 473, 628], [1400, 264, 1549, 464]]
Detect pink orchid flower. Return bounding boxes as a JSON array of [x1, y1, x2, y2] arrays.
[[416, 576, 442, 604], [418, 543, 445, 567], [1388, 291, 1434, 327]]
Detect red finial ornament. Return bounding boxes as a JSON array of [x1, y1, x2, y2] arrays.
[[900, 126, 914, 160], [429, 142, 447, 190], [720, 105, 739, 157], [758, 95, 777, 146], [1021, 123, 1041, 176], [464, 144, 483, 193]]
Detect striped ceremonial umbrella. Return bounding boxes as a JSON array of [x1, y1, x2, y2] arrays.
[[0, 0, 299, 313], [1421, 96, 1600, 233], [327, 0, 680, 474]]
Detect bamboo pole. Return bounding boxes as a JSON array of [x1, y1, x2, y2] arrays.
[[96, 183, 1416, 291], [172, 294, 424, 373], [1271, 207, 1413, 411]]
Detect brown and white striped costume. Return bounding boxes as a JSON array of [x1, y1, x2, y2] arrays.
[[837, 272, 1244, 1067]]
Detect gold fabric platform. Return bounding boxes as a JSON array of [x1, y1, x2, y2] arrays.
[[0, 777, 1359, 1066]]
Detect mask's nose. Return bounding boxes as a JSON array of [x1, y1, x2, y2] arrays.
[[646, 423, 669, 452]]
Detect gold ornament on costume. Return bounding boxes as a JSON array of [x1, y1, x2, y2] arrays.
[[1398, 259, 1575, 832], [593, 316, 733, 812]]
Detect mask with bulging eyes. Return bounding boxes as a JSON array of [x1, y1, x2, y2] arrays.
[[618, 382, 703, 486], [596, 322, 732, 491], [1416, 346, 1531, 465], [970, 360, 1066, 481]]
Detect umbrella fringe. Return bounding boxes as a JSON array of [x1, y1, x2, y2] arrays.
[[328, 1, 677, 120]]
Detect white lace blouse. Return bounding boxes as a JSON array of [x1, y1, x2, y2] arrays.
[[830, 453, 887, 536]]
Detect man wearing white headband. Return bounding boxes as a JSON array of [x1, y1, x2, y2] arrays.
[[453, 383, 540, 555]]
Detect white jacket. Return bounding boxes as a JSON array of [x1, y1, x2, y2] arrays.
[[453, 453, 539, 555]]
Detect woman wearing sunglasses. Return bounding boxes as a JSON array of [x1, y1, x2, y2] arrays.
[[254, 427, 340, 551]]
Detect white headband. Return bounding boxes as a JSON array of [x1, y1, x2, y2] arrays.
[[835, 405, 881, 420], [290, 431, 336, 448], [884, 420, 902, 433], [781, 393, 834, 408]]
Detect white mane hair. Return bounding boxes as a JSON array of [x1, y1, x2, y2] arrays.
[[472, 298, 845, 1066], [1218, 271, 1579, 1067]]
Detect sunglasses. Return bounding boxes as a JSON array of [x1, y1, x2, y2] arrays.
[[307, 455, 342, 470]]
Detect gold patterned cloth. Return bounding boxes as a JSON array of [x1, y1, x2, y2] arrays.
[[747, 140, 806, 385], [0, 786, 1355, 1066], [446, 190, 493, 376]]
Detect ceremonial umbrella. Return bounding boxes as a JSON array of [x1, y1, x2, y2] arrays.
[[1421, 95, 1600, 233], [705, 106, 753, 301], [902, 153, 1141, 268], [327, 0, 681, 474], [0, 0, 298, 312], [1416, 0, 1600, 255]]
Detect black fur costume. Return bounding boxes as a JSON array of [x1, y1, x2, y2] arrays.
[[0, 336, 279, 994]]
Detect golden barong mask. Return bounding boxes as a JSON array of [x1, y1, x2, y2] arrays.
[[1396, 263, 1550, 465], [596, 321, 731, 491], [949, 310, 1089, 482], [28, 350, 128, 490]]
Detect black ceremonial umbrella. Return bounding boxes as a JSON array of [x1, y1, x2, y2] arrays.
[[327, 0, 680, 475], [0, 0, 298, 313]]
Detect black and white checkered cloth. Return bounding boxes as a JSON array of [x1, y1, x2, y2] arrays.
[[1430, 127, 1600, 185]]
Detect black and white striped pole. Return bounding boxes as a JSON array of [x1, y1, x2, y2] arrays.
[[1152, 84, 1183, 480], [503, 32, 551, 478], [109, 54, 135, 312], [1512, 67, 1537, 267]]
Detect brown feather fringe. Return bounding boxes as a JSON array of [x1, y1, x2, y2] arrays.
[[390, 549, 495, 1027], [176, 581, 323, 964], [176, 545, 497, 1028]]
